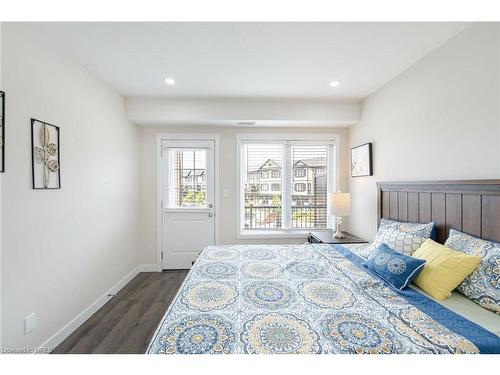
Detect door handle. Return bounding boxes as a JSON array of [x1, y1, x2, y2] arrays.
[[208, 213, 214, 217]]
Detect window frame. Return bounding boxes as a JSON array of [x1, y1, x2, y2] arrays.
[[164, 145, 211, 209], [236, 133, 339, 239]]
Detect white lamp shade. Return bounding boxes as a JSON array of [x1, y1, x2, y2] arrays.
[[330, 193, 351, 216]]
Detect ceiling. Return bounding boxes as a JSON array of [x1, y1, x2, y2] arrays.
[[23, 22, 470, 100]]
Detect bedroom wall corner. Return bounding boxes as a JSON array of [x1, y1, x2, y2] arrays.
[[347, 23, 500, 241], [0, 24, 141, 350]]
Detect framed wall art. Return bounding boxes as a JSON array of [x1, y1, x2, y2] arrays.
[[31, 118, 61, 189], [0, 91, 4, 173], [351, 142, 373, 177]]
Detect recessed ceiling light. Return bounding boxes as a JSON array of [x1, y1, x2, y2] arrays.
[[330, 80, 341, 88], [164, 77, 176, 86]]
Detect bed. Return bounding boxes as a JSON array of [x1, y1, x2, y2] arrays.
[[147, 180, 500, 354]]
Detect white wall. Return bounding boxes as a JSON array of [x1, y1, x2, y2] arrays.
[[348, 23, 500, 240], [0, 22, 3, 349], [1, 24, 140, 348], [139, 125, 350, 265]]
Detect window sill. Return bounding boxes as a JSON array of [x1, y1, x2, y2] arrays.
[[237, 230, 319, 240]]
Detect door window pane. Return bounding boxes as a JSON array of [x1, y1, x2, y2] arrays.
[[167, 148, 207, 208]]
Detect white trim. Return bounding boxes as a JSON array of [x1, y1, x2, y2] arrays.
[[236, 133, 340, 239], [236, 133, 340, 142], [237, 230, 311, 240], [327, 142, 336, 229], [400, 262, 427, 290], [38, 264, 159, 352], [156, 133, 221, 270], [140, 263, 163, 272], [282, 144, 292, 229]]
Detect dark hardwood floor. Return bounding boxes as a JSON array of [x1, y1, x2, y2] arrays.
[[52, 270, 188, 354]]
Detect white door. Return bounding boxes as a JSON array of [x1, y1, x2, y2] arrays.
[[161, 140, 216, 269]]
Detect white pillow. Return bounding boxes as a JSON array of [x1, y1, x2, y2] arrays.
[[379, 218, 435, 239], [360, 228, 428, 258]]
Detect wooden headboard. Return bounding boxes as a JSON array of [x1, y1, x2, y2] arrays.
[[377, 180, 500, 244]]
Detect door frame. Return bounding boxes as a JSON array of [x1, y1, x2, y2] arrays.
[[156, 133, 221, 270]]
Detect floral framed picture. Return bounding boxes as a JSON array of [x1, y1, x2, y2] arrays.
[[31, 118, 61, 189], [0, 91, 5, 173], [351, 142, 373, 177]]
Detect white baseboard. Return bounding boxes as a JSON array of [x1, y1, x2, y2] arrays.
[[140, 263, 162, 272], [39, 263, 162, 352]]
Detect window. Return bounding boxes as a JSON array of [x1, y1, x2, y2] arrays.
[[239, 136, 335, 235], [166, 149, 207, 207], [294, 168, 306, 177], [294, 183, 306, 192], [242, 143, 282, 230], [291, 144, 329, 229], [316, 167, 326, 175]]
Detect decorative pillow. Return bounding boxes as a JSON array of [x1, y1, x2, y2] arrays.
[[444, 229, 500, 315], [363, 243, 426, 290], [360, 227, 428, 258], [379, 218, 437, 240], [413, 239, 481, 301]]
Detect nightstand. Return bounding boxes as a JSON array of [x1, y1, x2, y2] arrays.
[[308, 230, 368, 245]]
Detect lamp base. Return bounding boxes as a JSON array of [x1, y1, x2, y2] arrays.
[[333, 216, 345, 239], [333, 229, 345, 239]]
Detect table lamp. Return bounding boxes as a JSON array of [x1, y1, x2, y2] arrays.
[[330, 192, 351, 239]]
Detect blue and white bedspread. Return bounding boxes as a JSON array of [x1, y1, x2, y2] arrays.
[[147, 244, 500, 354]]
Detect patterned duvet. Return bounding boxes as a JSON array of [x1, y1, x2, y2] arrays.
[[147, 244, 500, 354]]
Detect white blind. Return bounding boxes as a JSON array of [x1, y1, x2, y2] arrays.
[[243, 144, 283, 230], [290, 144, 328, 229], [240, 139, 335, 232]]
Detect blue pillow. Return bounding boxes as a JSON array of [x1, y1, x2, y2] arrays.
[[363, 243, 426, 290]]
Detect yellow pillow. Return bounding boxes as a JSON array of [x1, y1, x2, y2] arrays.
[[413, 239, 481, 301]]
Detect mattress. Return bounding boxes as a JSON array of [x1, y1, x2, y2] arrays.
[[147, 243, 500, 354], [343, 243, 500, 337]]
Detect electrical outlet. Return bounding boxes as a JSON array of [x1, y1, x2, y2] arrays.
[[24, 313, 36, 334]]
